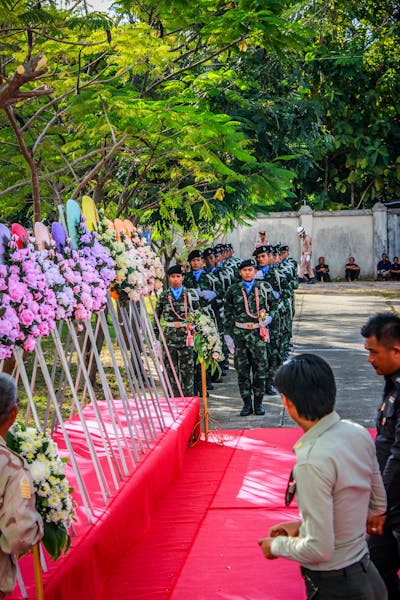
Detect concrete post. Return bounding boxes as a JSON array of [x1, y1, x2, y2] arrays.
[[372, 202, 388, 265], [298, 204, 314, 235]]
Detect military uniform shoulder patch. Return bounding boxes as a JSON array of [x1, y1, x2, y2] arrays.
[[20, 474, 31, 499]]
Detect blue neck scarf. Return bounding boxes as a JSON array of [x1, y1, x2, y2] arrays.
[[170, 286, 183, 301], [192, 268, 204, 282], [242, 279, 255, 294], [260, 265, 270, 275]]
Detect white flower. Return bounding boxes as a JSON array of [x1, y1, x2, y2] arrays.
[[29, 459, 50, 483]]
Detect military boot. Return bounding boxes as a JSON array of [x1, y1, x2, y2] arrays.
[[240, 398, 253, 416], [254, 397, 265, 416], [265, 377, 278, 396]]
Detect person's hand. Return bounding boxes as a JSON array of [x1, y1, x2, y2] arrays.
[[224, 334, 235, 354], [258, 537, 278, 560], [269, 520, 301, 538], [366, 514, 386, 536], [254, 270, 264, 280]]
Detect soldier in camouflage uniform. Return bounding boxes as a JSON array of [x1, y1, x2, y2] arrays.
[[278, 244, 298, 358], [155, 265, 200, 397], [0, 374, 43, 598], [253, 245, 284, 394], [224, 259, 271, 416]]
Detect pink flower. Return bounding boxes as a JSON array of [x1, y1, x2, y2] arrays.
[[23, 336, 36, 352], [8, 281, 26, 302], [19, 309, 35, 327]]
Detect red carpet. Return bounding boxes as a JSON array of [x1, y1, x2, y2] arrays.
[[11, 396, 200, 600], [102, 429, 305, 600]]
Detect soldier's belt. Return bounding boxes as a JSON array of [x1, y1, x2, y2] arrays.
[[235, 321, 260, 330], [164, 321, 184, 328]]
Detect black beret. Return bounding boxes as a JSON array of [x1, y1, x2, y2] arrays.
[[202, 247, 215, 258], [187, 250, 202, 261], [167, 264, 183, 276], [239, 258, 257, 270], [253, 245, 269, 256], [280, 245, 289, 252]]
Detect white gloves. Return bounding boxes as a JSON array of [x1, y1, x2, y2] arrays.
[[272, 290, 280, 300], [199, 289, 217, 302], [265, 315, 273, 326], [224, 334, 235, 354], [254, 270, 264, 280]]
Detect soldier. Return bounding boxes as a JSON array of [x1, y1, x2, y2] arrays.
[[0, 373, 43, 599], [253, 245, 281, 395], [224, 259, 271, 416], [203, 247, 228, 377], [155, 265, 199, 397]]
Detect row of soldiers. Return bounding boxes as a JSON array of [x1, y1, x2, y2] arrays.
[[155, 242, 298, 416]]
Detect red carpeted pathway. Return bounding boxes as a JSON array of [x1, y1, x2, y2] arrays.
[[102, 428, 305, 600]]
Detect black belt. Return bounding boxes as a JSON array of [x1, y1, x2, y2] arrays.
[[301, 554, 370, 580]]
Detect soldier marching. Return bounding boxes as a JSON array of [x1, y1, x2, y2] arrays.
[[155, 241, 297, 417]]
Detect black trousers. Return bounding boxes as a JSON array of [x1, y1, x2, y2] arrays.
[[368, 524, 400, 600], [300, 554, 387, 599]]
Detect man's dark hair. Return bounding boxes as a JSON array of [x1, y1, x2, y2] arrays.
[[361, 312, 400, 348], [274, 353, 336, 420], [0, 373, 18, 425]]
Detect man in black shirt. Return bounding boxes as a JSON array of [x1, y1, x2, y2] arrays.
[[314, 256, 331, 282], [377, 253, 392, 281], [361, 312, 400, 600]]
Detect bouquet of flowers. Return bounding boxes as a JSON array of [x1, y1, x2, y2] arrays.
[[36, 244, 76, 321], [76, 216, 116, 290], [97, 212, 164, 302], [2, 236, 57, 352], [6, 423, 75, 561], [187, 311, 224, 374], [0, 266, 20, 359], [97, 213, 147, 303]]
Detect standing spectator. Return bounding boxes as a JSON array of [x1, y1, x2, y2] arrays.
[[258, 354, 387, 600], [345, 256, 361, 281], [0, 374, 43, 599], [361, 312, 400, 599], [314, 257, 331, 282], [390, 256, 400, 281], [224, 259, 270, 416], [377, 253, 392, 281], [297, 226, 315, 283], [254, 230, 268, 250]]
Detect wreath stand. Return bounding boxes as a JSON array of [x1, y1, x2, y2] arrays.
[[33, 544, 43, 600], [200, 359, 209, 441]]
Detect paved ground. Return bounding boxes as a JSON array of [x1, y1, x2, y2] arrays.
[[207, 281, 400, 431]]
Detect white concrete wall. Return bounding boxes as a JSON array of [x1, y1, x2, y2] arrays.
[[224, 204, 394, 280]]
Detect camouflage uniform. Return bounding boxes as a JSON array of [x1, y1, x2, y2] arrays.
[[155, 288, 199, 397], [0, 437, 43, 596], [224, 280, 269, 413]]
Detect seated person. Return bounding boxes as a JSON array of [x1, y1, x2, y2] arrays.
[[377, 252, 392, 281], [390, 256, 400, 281], [314, 256, 330, 282], [345, 257, 360, 281]]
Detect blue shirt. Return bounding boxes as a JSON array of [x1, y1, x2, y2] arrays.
[[242, 280, 255, 294], [170, 286, 183, 301], [192, 269, 204, 282]]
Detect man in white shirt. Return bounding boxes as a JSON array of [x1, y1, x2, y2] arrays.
[[258, 353, 387, 599]]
